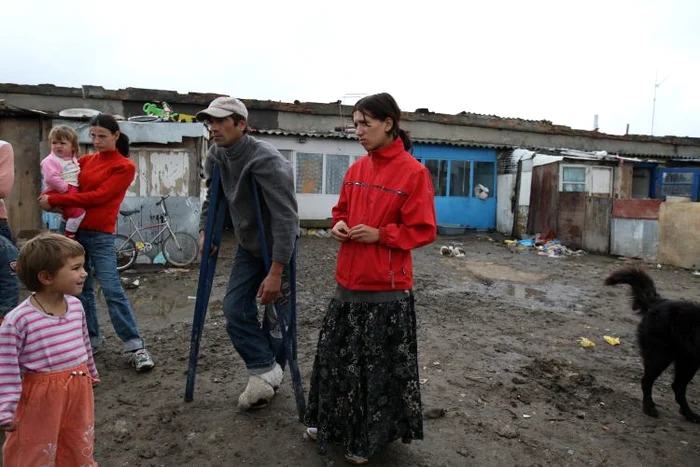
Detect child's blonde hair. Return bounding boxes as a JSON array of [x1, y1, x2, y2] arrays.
[[17, 233, 85, 291], [48, 125, 80, 154]]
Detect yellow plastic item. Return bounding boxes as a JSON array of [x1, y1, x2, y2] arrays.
[[135, 241, 145, 251], [579, 337, 596, 348], [603, 336, 620, 346]]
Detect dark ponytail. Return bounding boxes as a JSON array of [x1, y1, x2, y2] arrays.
[[89, 113, 130, 157], [397, 128, 412, 152], [116, 133, 130, 158]]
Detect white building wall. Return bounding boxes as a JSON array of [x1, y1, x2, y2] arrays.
[[254, 135, 364, 221]]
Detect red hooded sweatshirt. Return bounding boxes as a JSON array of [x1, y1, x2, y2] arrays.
[[333, 137, 437, 291]]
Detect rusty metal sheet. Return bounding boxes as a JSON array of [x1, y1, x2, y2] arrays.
[[583, 197, 612, 254], [612, 199, 662, 220], [527, 163, 558, 236], [557, 192, 586, 249]]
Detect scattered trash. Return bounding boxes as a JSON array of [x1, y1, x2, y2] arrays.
[[693, 271, 700, 277], [301, 228, 332, 238], [121, 277, 140, 289], [419, 378, 428, 385], [153, 252, 167, 265], [187, 296, 196, 300], [505, 235, 585, 257], [603, 336, 620, 346], [578, 337, 596, 348], [162, 268, 190, 274], [522, 414, 532, 419]]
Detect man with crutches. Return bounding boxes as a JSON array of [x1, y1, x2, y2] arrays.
[[195, 97, 300, 410]]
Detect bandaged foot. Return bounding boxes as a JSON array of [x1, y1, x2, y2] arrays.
[[238, 362, 283, 410]]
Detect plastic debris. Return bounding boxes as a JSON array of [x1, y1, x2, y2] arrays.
[[578, 337, 596, 348], [505, 235, 585, 257], [603, 336, 620, 346]]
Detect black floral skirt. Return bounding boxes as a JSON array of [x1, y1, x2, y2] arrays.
[[304, 293, 423, 458]]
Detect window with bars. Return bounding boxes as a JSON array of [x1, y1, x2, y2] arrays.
[[296, 152, 323, 194], [660, 171, 694, 198], [326, 154, 350, 195]]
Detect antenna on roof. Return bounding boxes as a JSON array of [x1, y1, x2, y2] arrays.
[[650, 68, 670, 136], [338, 93, 367, 133]]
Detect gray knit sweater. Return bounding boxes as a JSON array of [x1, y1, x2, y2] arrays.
[[199, 134, 299, 264]]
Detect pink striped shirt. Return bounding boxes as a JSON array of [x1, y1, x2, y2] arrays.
[[0, 295, 98, 425]]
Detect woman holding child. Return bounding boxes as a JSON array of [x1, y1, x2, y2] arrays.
[[38, 114, 155, 371]]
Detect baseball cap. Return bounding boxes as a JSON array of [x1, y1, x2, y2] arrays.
[[196, 96, 249, 121]]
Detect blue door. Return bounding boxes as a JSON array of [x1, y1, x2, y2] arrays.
[[412, 145, 497, 230]]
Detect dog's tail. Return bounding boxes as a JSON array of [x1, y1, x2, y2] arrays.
[[604, 267, 661, 313]]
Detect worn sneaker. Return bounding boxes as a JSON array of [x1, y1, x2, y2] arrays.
[[126, 348, 155, 372], [344, 454, 369, 465], [238, 362, 283, 410]]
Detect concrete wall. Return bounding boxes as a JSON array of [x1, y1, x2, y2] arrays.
[[658, 201, 700, 269], [116, 196, 201, 261]]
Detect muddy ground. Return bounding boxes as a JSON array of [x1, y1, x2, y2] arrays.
[[8, 231, 700, 466]]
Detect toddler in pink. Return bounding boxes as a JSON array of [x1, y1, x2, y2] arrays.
[[41, 125, 85, 238]]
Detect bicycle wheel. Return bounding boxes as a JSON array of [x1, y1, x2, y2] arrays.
[[162, 231, 199, 267], [115, 234, 137, 272]]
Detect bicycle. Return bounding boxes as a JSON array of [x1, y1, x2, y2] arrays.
[[115, 195, 199, 272]]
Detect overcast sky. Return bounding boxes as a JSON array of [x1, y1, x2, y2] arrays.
[[2, 0, 698, 137]]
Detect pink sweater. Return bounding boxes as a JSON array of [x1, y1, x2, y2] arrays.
[[41, 153, 80, 193], [0, 296, 98, 425], [0, 141, 14, 219]]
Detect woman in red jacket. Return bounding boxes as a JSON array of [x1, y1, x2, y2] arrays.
[[305, 93, 437, 464], [38, 114, 155, 372]]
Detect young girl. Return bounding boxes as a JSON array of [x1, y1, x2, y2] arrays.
[[0, 232, 98, 465], [40, 125, 86, 239], [305, 93, 437, 464], [38, 114, 155, 371]]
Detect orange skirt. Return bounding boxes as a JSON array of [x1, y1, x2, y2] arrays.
[[3, 363, 97, 466]]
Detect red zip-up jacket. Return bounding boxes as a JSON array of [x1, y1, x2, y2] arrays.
[[48, 150, 135, 234], [333, 137, 437, 291]]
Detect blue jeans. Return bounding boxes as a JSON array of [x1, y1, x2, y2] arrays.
[[76, 230, 144, 352], [223, 246, 292, 375], [0, 234, 19, 318]]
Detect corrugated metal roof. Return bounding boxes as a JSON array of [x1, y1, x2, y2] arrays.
[[252, 129, 512, 150]]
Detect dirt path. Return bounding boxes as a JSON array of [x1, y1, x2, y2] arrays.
[[12, 231, 700, 466]]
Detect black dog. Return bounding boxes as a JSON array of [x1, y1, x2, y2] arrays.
[[605, 267, 700, 422]]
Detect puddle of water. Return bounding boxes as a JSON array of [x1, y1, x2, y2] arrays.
[[422, 278, 583, 313], [506, 283, 546, 300]]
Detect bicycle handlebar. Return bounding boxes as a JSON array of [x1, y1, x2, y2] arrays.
[[155, 194, 171, 206]]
